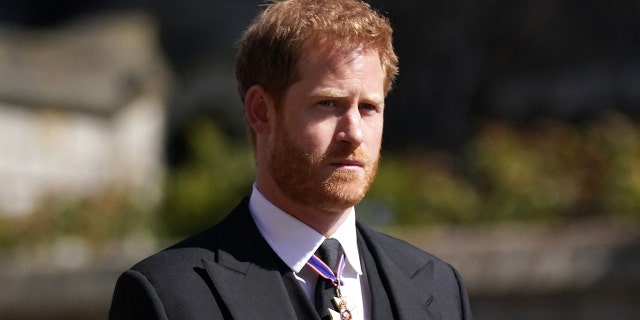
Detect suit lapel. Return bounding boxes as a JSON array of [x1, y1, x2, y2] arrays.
[[202, 200, 299, 320], [357, 223, 442, 320]]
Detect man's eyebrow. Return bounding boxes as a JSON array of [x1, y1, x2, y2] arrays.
[[311, 88, 384, 104], [311, 87, 347, 97]]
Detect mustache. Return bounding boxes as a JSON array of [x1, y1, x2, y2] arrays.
[[323, 146, 371, 164]]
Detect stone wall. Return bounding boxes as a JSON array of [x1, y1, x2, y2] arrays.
[[0, 12, 169, 216]]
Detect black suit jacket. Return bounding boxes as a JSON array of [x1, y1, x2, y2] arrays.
[[109, 199, 473, 319]]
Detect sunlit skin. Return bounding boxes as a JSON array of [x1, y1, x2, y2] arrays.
[[244, 41, 385, 237]]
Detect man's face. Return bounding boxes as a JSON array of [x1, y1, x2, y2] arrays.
[[267, 43, 385, 213]]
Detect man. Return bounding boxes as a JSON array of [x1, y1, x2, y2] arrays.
[[109, 0, 473, 319]]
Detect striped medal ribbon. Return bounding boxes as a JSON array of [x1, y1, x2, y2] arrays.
[[306, 253, 352, 320]]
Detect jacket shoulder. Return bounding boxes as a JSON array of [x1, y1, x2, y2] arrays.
[[110, 201, 251, 320], [130, 227, 220, 276], [130, 198, 252, 275], [358, 222, 450, 268]]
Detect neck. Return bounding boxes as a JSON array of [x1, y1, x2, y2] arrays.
[[288, 204, 352, 238]]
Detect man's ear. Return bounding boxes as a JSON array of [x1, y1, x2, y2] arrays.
[[244, 85, 275, 135]]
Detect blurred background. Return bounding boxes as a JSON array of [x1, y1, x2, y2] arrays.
[[0, 0, 639, 319]]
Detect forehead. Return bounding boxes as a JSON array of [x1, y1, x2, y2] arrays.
[[297, 39, 382, 78], [303, 38, 363, 59]]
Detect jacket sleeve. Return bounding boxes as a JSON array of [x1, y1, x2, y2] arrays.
[[452, 265, 474, 320], [109, 270, 169, 320]]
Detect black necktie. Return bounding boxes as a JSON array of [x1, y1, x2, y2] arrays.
[[313, 238, 344, 319]]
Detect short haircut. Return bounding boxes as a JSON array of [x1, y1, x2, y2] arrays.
[[235, 0, 398, 105]]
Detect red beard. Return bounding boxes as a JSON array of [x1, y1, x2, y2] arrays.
[[268, 122, 379, 212]]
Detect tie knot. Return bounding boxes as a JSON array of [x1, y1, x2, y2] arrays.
[[315, 238, 344, 271]]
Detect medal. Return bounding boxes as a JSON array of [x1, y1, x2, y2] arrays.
[[307, 253, 353, 320], [332, 297, 352, 320], [328, 307, 352, 320]]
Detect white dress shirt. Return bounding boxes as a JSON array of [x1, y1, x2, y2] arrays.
[[249, 185, 370, 320]]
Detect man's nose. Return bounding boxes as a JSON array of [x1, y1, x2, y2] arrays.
[[336, 106, 364, 146]]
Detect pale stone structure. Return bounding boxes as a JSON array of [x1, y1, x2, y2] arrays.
[[0, 12, 169, 216]]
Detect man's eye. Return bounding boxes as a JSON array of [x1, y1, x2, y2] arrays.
[[361, 104, 375, 110], [318, 100, 336, 107], [360, 103, 380, 112]]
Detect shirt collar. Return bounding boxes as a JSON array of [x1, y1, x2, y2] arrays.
[[249, 184, 362, 275]]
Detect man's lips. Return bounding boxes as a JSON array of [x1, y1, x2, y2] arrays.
[[330, 159, 365, 168]]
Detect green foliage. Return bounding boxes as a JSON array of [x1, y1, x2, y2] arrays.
[[468, 119, 601, 221], [469, 114, 640, 222], [158, 119, 255, 237], [596, 114, 640, 218], [366, 112, 640, 225], [367, 152, 480, 225], [0, 190, 151, 249]]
